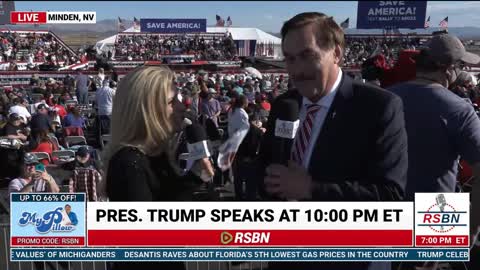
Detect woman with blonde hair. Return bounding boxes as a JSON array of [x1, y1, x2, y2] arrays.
[[103, 66, 186, 270]]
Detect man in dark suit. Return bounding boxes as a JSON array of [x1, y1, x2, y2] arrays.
[[260, 12, 408, 270]]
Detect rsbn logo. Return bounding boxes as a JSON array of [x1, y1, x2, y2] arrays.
[[417, 194, 466, 233]]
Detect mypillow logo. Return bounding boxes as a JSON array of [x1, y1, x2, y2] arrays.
[[417, 194, 466, 233], [18, 206, 76, 234]]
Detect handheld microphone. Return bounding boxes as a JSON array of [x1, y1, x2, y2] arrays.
[[271, 99, 299, 165], [183, 117, 193, 127]]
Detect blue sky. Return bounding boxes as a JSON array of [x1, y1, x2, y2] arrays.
[[15, 1, 480, 32]]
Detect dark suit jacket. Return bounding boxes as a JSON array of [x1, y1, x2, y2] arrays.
[[259, 74, 408, 270]]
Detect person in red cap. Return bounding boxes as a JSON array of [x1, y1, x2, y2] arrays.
[[377, 50, 420, 88], [259, 94, 271, 111], [183, 96, 192, 109]]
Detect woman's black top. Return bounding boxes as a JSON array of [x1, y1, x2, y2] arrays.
[[107, 146, 191, 201], [106, 146, 189, 270]]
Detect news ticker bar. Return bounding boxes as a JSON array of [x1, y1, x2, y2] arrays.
[[10, 11, 96, 24], [10, 248, 469, 262]]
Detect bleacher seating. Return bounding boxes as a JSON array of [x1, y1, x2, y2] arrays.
[[31, 151, 51, 163], [0, 30, 79, 67], [65, 136, 87, 148], [114, 33, 236, 61]]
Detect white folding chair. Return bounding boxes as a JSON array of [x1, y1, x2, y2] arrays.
[[51, 150, 76, 164], [100, 134, 111, 149], [65, 136, 87, 148], [31, 152, 51, 163]]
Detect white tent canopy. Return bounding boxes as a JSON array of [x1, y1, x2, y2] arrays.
[[208, 27, 282, 58], [95, 35, 117, 53], [95, 26, 282, 58], [95, 26, 140, 54], [207, 27, 280, 45]]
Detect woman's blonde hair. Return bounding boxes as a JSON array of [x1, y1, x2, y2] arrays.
[[101, 66, 177, 195]]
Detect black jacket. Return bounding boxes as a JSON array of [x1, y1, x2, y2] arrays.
[[259, 74, 408, 270], [107, 147, 195, 202], [106, 147, 195, 270], [259, 74, 408, 202]]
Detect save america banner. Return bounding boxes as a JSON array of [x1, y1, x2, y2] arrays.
[[356, 1, 427, 29], [140, 18, 207, 33]]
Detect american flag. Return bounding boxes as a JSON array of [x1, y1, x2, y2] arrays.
[[133, 17, 140, 30], [340, 18, 349, 29], [118, 17, 126, 32], [424, 16, 430, 29], [439, 16, 448, 29], [216, 15, 225, 27], [237, 40, 252, 56]]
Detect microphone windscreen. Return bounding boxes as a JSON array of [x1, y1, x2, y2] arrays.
[[276, 99, 299, 121], [185, 123, 208, 144], [183, 118, 193, 126]]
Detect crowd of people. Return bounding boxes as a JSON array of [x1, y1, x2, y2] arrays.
[[0, 67, 287, 198], [114, 33, 237, 61], [0, 68, 117, 209], [0, 31, 80, 70], [1, 33, 479, 202], [0, 29, 436, 71], [343, 36, 423, 68]]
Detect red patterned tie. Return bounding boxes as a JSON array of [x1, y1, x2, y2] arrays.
[[291, 104, 321, 165]]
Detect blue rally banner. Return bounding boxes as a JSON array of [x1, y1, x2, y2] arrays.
[[10, 248, 469, 262], [356, 1, 427, 29], [140, 19, 207, 33]]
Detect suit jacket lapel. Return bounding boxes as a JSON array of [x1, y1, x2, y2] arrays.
[[307, 74, 353, 173]]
